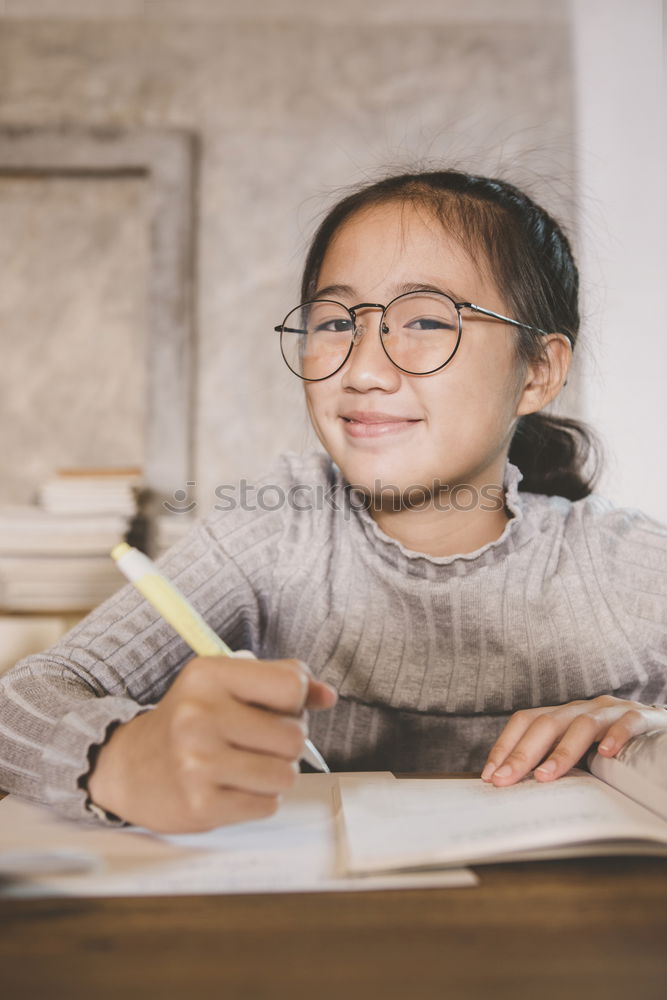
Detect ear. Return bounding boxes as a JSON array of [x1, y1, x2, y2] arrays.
[[515, 334, 572, 417]]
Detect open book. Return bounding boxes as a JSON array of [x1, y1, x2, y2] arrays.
[[336, 732, 667, 874], [0, 774, 476, 898]]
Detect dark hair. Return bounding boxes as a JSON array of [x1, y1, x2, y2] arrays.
[[300, 169, 600, 500]]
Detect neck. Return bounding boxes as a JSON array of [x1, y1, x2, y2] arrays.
[[368, 463, 511, 559]]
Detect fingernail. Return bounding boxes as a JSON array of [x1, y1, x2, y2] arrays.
[[599, 740, 615, 754], [536, 759, 557, 775], [493, 764, 512, 778], [481, 762, 496, 781]]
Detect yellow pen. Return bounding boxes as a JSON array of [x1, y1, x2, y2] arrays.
[[111, 542, 330, 773]]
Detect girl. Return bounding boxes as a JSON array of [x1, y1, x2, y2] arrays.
[[1, 169, 666, 833]]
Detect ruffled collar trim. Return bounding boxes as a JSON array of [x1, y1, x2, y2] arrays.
[[337, 460, 535, 578]]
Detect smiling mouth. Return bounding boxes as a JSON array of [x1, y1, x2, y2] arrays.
[[340, 415, 421, 438]]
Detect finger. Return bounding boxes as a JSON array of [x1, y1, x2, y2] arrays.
[[488, 711, 574, 785], [207, 787, 281, 828], [597, 708, 663, 757], [172, 698, 306, 764], [214, 745, 300, 796], [305, 677, 338, 711], [173, 785, 281, 833], [230, 655, 337, 710], [490, 706, 600, 785], [178, 742, 299, 798], [532, 712, 608, 782], [221, 700, 307, 760], [187, 656, 311, 716], [481, 709, 546, 780]]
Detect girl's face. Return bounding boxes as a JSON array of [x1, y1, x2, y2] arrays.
[[304, 201, 530, 498]]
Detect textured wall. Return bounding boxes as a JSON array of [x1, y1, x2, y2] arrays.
[[0, 2, 575, 512], [0, 174, 148, 504]]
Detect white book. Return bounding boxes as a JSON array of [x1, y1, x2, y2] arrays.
[[0, 556, 120, 578], [0, 555, 122, 611], [153, 513, 196, 557], [337, 735, 667, 874], [39, 495, 137, 516], [39, 476, 140, 516], [0, 507, 130, 532], [0, 507, 130, 555], [0, 535, 127, 556]]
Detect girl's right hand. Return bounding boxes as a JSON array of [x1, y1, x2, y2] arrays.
[[86, 655, 337, 833]]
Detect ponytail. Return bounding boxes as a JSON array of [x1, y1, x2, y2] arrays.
[[509, 413, 601, 500]]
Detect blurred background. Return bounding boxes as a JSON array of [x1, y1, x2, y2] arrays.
[[0, 0, 664, 642]]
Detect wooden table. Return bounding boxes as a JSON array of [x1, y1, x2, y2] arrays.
[[1, 793, 666, 1000]]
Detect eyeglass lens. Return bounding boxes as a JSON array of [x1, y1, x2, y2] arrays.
[[280, 292, 461, 379]]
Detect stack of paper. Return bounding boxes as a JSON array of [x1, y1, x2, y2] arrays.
[[0, 774, 477, 898], [2, 758, 666, 900], [0, 507, 132, 556], [0, 555, 126, 612], [0, 468, 142, 612], [153, 512, 196, 558], [38, 467, 141, 516]]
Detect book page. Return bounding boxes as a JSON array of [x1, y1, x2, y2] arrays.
[[337, 771, 667, 874], [589, 731, 667, 821], [0, 774, 476, 898]]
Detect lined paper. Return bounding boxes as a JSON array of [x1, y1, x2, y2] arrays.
[[0, 774, 476, 897]]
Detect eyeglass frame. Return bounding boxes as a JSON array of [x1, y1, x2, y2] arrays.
[[274, 290, 575, 382]]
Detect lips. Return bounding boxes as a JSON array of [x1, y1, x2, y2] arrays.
[[340, 411, 421, 424], [339, 411, 421, 438]]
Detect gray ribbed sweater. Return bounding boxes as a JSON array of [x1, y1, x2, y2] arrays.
[[0, 451, 666, 823]]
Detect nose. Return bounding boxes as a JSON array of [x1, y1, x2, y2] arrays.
[[341, 308, 400, 391]]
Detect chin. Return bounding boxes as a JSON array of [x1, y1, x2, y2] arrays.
[[334, 450, 418, 494]]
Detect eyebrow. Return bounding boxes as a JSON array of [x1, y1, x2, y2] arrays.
[[312, 281, 468, 302]]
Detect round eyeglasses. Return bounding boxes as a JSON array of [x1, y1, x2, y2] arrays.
[[274, 290, 572, 381]]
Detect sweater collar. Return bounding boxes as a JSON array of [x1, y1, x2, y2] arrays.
[[338, 460, 536, 578]]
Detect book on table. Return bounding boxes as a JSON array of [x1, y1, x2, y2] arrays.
[[336, 731, 667, 873]]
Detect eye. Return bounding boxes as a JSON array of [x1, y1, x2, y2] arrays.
[[405, 316, 457, 332], [313, 318, 354, 334]]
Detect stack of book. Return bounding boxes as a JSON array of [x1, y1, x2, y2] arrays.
[[38, 469, 139, 517], [153, 511, 196, 558], [0, 468, 142, 613]]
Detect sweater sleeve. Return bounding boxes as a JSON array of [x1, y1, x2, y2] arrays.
[[0, 455, 302, 823], [584, 498, 667, 706]]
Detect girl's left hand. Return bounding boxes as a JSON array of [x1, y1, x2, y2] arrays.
[[481, 695, 667, 786]]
